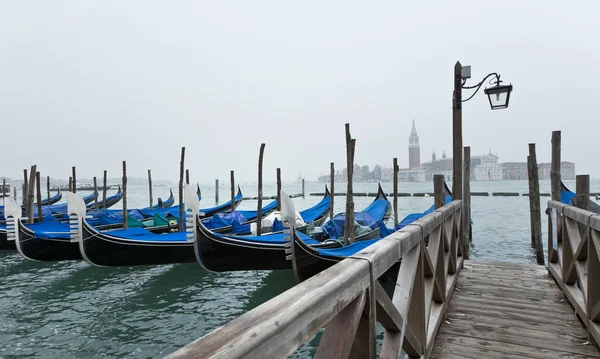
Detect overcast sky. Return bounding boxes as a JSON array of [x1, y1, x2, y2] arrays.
[[1, 1, 598, 184]]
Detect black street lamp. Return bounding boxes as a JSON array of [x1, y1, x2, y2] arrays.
[[452, 62, 513, 200]]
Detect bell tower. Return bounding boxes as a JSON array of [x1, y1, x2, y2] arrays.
[[408, 119, 421, 169]]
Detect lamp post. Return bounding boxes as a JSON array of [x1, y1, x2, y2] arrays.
[[452, 61, 513, 200]]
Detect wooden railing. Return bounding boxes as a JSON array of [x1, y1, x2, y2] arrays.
[[547, 200, 600, 344], [166, 200, 463, 359]]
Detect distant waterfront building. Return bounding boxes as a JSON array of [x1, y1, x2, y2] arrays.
[[502, 162, 575, 180], [421, 150, 503, 181]]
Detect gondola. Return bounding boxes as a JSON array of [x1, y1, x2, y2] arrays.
[[193, 184, 391, 272], [207, 186, 332, 235], [68, 185, 325, 266], [152, 189, 175, 209], [560, 181, 600, 214], [38, 190, 62, 206], [287, 182, 453, 282]]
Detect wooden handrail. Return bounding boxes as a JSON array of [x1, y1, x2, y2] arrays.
[[166, 200, 464, 359], [547, 199, 600, 345]]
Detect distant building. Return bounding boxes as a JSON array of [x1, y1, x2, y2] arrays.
[[408, 119, 420, 169], [502, 161, 575, 180], [422, 150, 503, 181]]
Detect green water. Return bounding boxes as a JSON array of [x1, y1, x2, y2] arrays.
[[1, 180, 599, 358]]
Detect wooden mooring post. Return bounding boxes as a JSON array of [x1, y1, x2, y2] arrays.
[[2, 179, 5, 207], [148, 169, 153, 209], [214, 179, 218, 203], [68, 177, 72, 192], [179, 147, 185, 232], [13, 187, 17, 201], [230, 170, 235, 211], [46, 176, 50, 202], [27, 165, 36, 224], [93, 177, 98, 208], [122, 161, 127, 229], [301, 178, 305, 198], [575, 175, 590, 211], [35, 172, 42, 222], [393, 157, 398, 226], [276, 168, 281, 211], [329, 162, 334, 219], [527, 143, 544, 265], [185, 169, 190, 185], [343, 123, 356, 245], [256, 143, 265, 236], [72, 166, 77, 194], [463, 146, 471, 258], [549, 131, 561, 266], [102, 170, 107, 209], [22, 169, 28, 208]]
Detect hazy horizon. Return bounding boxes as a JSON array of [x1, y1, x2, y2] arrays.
[[1, 1, 598, 183]]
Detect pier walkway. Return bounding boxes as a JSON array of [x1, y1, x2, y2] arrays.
[[167, 195, 600, 359], [430, 261, 599, 359]]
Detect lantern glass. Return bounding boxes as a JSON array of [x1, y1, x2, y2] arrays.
[[484, 84, 513, 110]]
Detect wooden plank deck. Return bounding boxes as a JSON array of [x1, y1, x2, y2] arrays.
[[430, 261, 600, 359]]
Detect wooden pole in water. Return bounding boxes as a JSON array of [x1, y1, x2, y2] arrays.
[[551, 131, 561, 202], [343, 123, 356, 245], [93, 176, 98, 208], [434, 174, 445, 209], [13, 186, 17, 201], [2, 179, 5, 207], [301, 178, 305, 198], [148, 169, 153, 209], [527, 144, 544, 265], [463, 146, 471, 259], [102, 170, 107, 209], [72, 166, 77, 194], [186, 169, 190, 185], [27, 165, 36, 224], [215, 179, 219, 203], [179, 147, 186, 232], [230, 170, 235, 211], [68, 177, 72, 192], [329, 162, 334, 219], [575, 175, 590, 211], [256, 143, 266, 236], [393, 157, 398, 226], [36, 172, 43, 222], [276, 168, 281, 211], [23, 169, 28, 208], [46, 176, 50, 202], [122, 161, 127, 229]]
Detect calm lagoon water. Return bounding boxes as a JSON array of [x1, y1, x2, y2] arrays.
[[1, 180, 599, 358]]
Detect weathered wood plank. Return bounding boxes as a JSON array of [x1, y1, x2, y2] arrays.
[[314, 292, 366, 359], [431, 260, 599, 359], [432, 335, 597, 359]]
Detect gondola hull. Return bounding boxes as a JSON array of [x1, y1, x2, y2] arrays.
[[0, 230, 16, 250], [16, 223, 80, 261], [79, 222, 196, 266]]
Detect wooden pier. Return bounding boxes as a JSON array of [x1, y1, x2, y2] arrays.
[[431, 261, 599, 358]]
